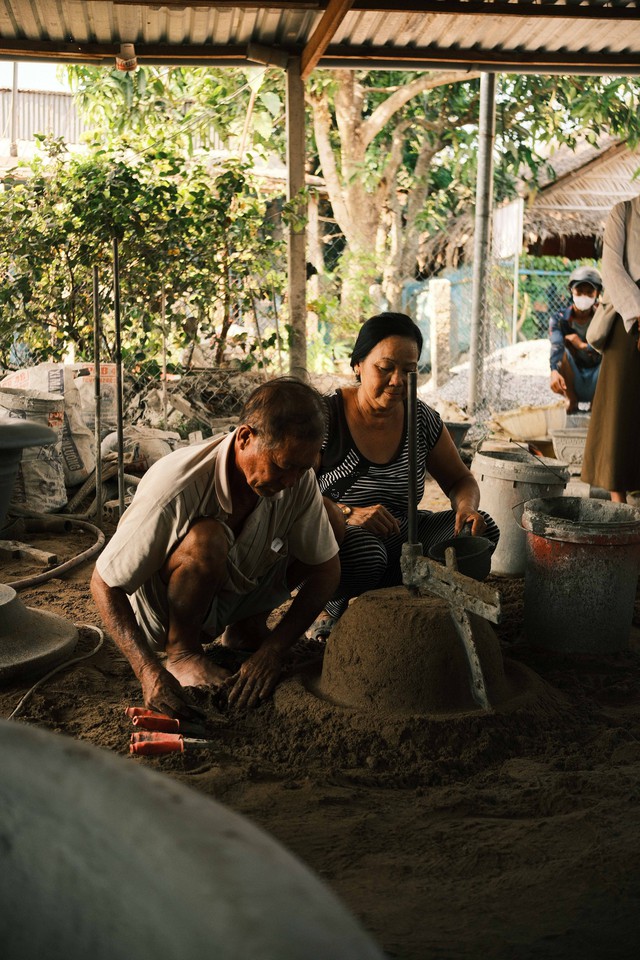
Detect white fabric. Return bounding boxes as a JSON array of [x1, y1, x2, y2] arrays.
[[97, 429, 338, 598], [601, 196, 640, 332]]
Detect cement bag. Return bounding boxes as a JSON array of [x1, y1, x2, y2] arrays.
[[71, 363, 118, 439], [101, 426, 182, 470], [0, 387, 67, 513], [0, 363, 96, 485]]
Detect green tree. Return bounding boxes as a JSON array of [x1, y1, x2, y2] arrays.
[[0, 137, 284, 371], [307, 71, 640, 314]]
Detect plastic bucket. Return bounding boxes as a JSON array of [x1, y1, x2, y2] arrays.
[[428, 535, 494, 581], [523, 497, 640, 654], [444, 421, 472, 450], [0, 388, 66, 513], [0, 420, 57, 528], [471, 449, 570, 576]]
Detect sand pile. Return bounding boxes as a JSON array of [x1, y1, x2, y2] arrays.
[[316, 588, 526, 716]]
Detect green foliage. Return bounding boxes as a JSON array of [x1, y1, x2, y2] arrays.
[[65, 64, 286, 160], [0, 137, 285, 369]]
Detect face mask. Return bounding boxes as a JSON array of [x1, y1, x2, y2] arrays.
[[572, 293, 596, 312]]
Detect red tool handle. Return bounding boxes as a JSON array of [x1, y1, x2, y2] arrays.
[[130, 738, 184, 756], [132, 715, 180, 732], [131, 731, 182, 744], [125, 707, 173, 721]]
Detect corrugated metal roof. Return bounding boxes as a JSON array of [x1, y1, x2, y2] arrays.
[[0, 1, 639, 75]]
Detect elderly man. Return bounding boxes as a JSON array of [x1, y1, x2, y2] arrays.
[[91, 378, 340, 717]]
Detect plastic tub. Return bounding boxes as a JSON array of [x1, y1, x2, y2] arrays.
[[471, 449, 570, 576]]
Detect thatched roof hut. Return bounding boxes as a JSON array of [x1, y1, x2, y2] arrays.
[[420, 136, 640, 271]]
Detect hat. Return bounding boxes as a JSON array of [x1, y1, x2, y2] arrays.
[[568, 265, 602, 291]]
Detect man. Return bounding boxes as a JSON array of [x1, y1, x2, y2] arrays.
[[549, 265, 603, 413], [91, 378, 340, 717]]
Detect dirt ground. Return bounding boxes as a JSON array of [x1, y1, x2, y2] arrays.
[[2, 500, 640, 960]]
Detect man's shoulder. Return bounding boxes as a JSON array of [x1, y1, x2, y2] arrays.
[[137, 433, 230, 496]]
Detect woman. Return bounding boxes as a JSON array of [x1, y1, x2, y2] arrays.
[[581, 198, 640, 503], [310, 312, 499, 638]]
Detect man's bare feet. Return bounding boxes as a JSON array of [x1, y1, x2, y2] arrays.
[[165, 650, 231, 689]]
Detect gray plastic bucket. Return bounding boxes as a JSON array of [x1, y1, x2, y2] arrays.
[[0, 388, 66, 513], [471, 448, 570, 575], [523, 497, 640, 654], [0, 420, 57, 529]]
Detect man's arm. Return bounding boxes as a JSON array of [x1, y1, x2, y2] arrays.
[[549, 311, 566, 371], [90, 568, 203, 720], [226, 554, 340, 710]]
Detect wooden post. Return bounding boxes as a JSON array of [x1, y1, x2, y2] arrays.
[[286, 56, 308, 379]]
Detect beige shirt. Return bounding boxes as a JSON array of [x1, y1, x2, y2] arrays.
[[96, 430, 338, 597], [602, 196, 640, 333]]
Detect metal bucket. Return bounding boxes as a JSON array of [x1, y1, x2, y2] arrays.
[[471, 449, 570, 576], [522, 497, 640, 654]]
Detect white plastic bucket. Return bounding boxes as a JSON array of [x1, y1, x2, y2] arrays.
[[471, 448, 570, 575]]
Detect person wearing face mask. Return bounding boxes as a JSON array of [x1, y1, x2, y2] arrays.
[[549, 265, 603, 413]]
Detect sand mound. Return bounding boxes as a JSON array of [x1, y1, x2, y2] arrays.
[[316, 587, 534, 717]]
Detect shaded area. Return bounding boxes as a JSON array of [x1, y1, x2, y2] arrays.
[[1, 521, 640, 959]]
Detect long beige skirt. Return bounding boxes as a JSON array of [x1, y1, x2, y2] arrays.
[[581, 317, 640, 493]]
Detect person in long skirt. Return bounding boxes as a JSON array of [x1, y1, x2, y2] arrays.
[[581, 198, 640, 503]]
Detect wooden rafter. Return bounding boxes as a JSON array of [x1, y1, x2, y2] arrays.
[[300, 0, 354, 80]]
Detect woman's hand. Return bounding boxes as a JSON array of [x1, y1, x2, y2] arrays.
[[454, 508, 487, 537], [347, 504, 400, 539]]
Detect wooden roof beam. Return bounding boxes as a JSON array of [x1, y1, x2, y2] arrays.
[[300, 0, 354, 80], [321, 43, 640, 73]]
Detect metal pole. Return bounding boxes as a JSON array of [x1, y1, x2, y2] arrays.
[[468, 72, 497, 413], [407, 371, 418, 546], [10, 63, 18, 157], [113, 237, 126, 518], [92, 266, 103, 527]]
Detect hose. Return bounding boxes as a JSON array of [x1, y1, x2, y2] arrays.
[[6, 518, 105, 591], [65, 466, 141, 519], [65, 463, 118, 514], [6, 624, 105, 720]]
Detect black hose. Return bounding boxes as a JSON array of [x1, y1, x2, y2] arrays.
[[7, 518, 105, 591]]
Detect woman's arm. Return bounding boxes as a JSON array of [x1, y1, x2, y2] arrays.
[[426, 428, 487, 536], [602, 201, 640, 328]]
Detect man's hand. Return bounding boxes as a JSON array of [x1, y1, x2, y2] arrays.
[[139, 661, 205, 721], [550, 369, 566, 396], [225, 643, 286, 710]]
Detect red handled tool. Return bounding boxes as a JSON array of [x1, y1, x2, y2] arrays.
[[131, 714, 209, 736], [129, 731, 218, 756], [125, 707, 162, 719], [124, 706, 213, 737]]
